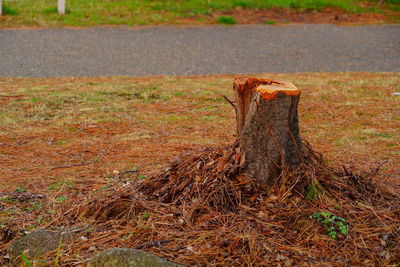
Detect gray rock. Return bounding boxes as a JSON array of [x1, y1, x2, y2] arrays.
[[87, 248, 185, 267], [7, 229, 70, 261]]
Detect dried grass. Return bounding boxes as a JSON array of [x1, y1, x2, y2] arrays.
[[0, 73, 399, 266]]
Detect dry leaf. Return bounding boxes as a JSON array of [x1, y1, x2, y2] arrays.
[[206, 160, 215, 166], [217, 157, 228, 172]]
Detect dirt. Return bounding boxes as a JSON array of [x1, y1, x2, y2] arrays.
[[179, 7, 400, 25], [0, 73, 398, 191]]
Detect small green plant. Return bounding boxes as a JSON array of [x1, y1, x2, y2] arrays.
[[20, 252, 33, 267], [2, 5, 19, 16], [43, 7, 58, 14], [0, 197, 16, 203], [304, 182, 322, 200], [54, 237, 63, 267], [26, 202, 43, 212], [15, 187, 26, 193], [31, 97, 42, 103], [216, 16, 237, 24], [137, 174, 147, 180], [44, 7, 71, 14], [55, 196, 66, 203], [264, 20, 276, 25], [142, 213, 150, 219], [312, 212, 348, 239], [121, 231, 134, 240]]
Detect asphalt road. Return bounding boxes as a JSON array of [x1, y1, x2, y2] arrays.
[[0, 24, 399, 77]]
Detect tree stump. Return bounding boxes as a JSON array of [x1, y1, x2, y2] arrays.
[[234, 77, 303, 185]]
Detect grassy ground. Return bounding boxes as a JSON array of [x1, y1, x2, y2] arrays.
[[0, 72, 399, 265], [0, 0, 399, 27]]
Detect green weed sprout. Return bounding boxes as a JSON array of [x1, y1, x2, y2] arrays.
[[312, 211, 348, 239], [216, 16, 237, 24]]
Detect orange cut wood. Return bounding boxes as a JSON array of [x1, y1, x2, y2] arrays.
[[256, 82, 300, 100]]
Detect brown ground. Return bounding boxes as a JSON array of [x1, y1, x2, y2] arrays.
[[0, 72, 399, 265], [1, 73, 398, 191], [178, 6, 400, 25]]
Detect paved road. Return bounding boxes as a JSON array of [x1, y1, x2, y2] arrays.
[[0, 25, 399, 77]]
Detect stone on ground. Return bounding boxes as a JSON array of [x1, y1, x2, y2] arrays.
[[87, 248, 185, 267], [7, 229, 69, 260]]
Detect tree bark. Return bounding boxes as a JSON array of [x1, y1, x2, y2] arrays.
[[234, 77, 303, 185]]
